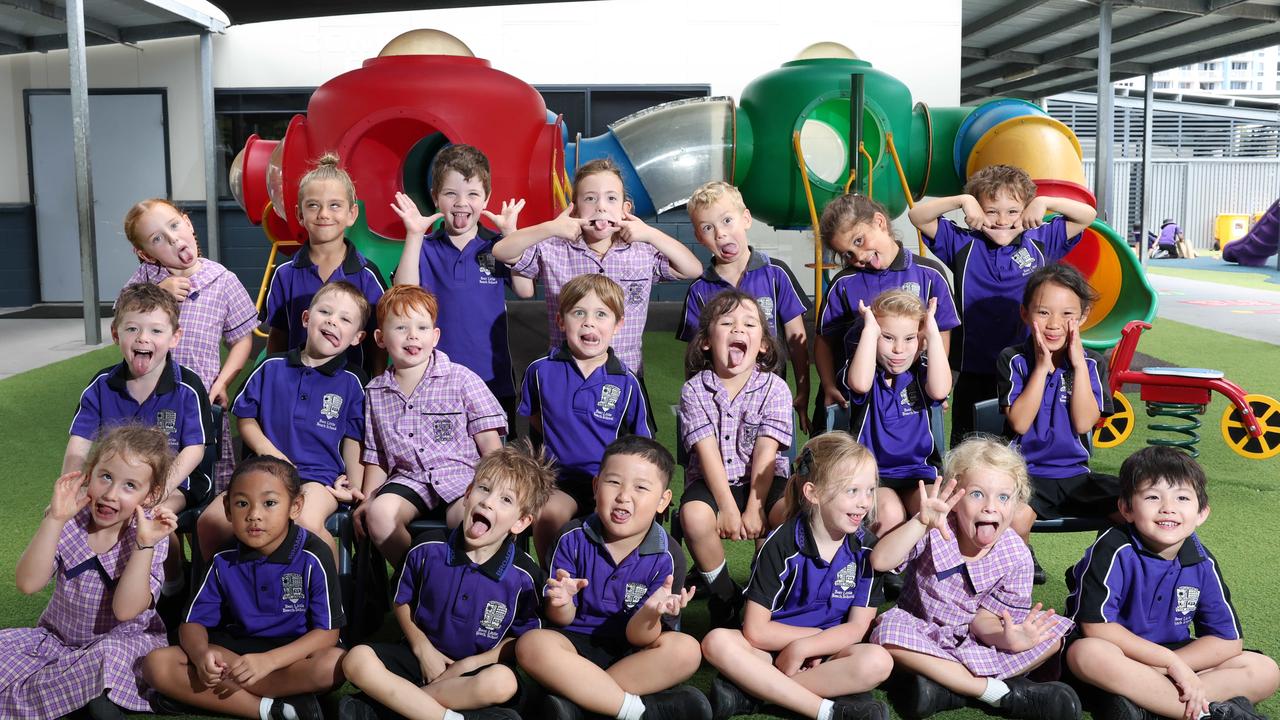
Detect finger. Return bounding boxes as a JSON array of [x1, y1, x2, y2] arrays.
[[555, 569, 570, 581], [511, 198, 527, 213], [661, 574, 674, 592], [559, 203, 575, 218], [480, 210, 499, 222]]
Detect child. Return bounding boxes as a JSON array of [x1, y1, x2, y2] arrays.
[[869, 437, 1078, 720], [814, 193, 958, 435], [678, 289, 792, 626], [907, 165, 1097, 445], [264, 152, 387, 371], [701, 433, 893, 720], [996, 263, 1118, 543], [520, 273, 652, 562], [492, 158, 701, 420], [679, 181, 812, 431], [142, 457, 345, 720], [391, 144, 535, 427], [340, 442, 558, 720], [195, 281, 370, 561], [123, 198, 258, 491], [359, 285, 507, 564], [843, 290, 951, 533], [516, 436, 710, 720], [1065, 447, 1279, 720], [2, 425, 176, 719]]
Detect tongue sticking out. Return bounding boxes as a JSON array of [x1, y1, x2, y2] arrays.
[[975, 522, 998, 546], [592, 219, 612, 232], [177, 247, 194, 265], [451, 212, 470, 230], [466, 514, 491, 539], [721, 242, 739, 258], [728, 342, 747, 367], [130, 353, 152, 377]]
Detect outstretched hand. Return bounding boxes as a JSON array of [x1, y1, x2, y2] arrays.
[[134, 506, 177, 547], [923, 297, 940, 336], [481, 198, 526, 237], [390, 192, 442, 237], [914, 476, 962, 539], [617, 211, 650, 244], [551, 203, 589, 240], [998, 603, 1057, 652], [545, 569, 589, 608], [857, 300, 881, 336], [643, 574, 694, 617], [49, 472, 89, 522]]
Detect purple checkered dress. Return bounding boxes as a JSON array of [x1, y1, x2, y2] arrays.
[[0, 507, 169, 716], [512, 236, 678, 373], [679, 369, 793, 486], [870, 522, 1072, 679], [124, 260, 257, 491], [363, 350, 507, 509]]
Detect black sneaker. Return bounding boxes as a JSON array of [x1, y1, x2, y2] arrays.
[[902, 674, 967, 719], [83, 693, 125, 720], [1029, 547, 1047, 586], [641, 685, 713, 720], [998, 678, 1081, 720], [710, 675, 760, 720], [461, 708, 522, 720], [542, 693, 584, 720], [271, 693, 324, 720], [1209, 696, 1268, 720], [1094, 692, 1155, 720], [882, 572, 905, 601], [707, 577, 745, 630], [832, 693, 890, 720], [149, 693, 199, 716], [337, 695, 379, 720]]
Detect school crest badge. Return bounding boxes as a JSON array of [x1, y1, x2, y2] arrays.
[[835, 562, 859, 591], [477, 252, 499, 284], [624, 582, 647, 609], [595, 384, 621, 420], [477, 600, 508, 639], [281, 572, 305, 612], [756, 296, 775, 326], [740, 423, 759, 446], [432, 417, 455, 442], [900, 281, 921, 297], [1012, 247, 1036, 274], [1175, 586, 1201, 616], [321, 393, 343, 420], [626, 281, 646, 307], [155, 409, 177, 435]]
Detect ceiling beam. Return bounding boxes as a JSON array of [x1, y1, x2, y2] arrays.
[[0, 0, 123, 43], [1111, 17, 1267, 63], [0, 28, 28, 51], [964, 0, 1053, 37], [963, 49, 1149, 86], [969, 4, 1099, 61], [1116, 0, 1280, 20]]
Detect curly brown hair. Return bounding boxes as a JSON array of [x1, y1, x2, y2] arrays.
[[964, 164, 1037, 205], [472, 440, 558, 516]]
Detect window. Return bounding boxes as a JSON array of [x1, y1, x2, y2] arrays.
[[1180, 81, 1193, 89], [215, 89, 315, 200], [1230, 81, 1248, 90], [1199, 81, 1218, 90], [535, 85, 710, 138], [1231, 61, 1249, 71], [1154, 81, 1171, 89], [1200, 62, 1218, 71]]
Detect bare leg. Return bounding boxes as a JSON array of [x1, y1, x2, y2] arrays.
[[197, 493, 234, 560], [534, 491, 578, 566], [424, 664, 519, 710], [1012, 504, 1036, 542], [342, 645, 446, 720], [605, 631, 703, 696], [296, 484, 339, 562], [885, 646, 988, 698], [160, 492, 187, 584], [792, 643, 894, 697], [873, 488, 907, 536], [679, 501, 724, 573], [517, 630, 628, 716], [365, 494, 420, 565], [1196, 651, 1280, 705], [143, 644, 344, 718]]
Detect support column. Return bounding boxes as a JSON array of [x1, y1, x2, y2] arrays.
[[200, 31, 220, 260], [1140, 72, 1154, 266], [67, 0, 100, 344], [1095, 0, 1114, 224]]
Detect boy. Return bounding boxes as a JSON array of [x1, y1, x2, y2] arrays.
[[520, 274, 651, 562], [391, 144, 534, 429], [195, 281, 370, 561], [679, 181, 812, 431], [359, 285, 507, 564], [1065, 447, 1279, 720], [340, 443, 557, 720], [908, 164, 1097, 445], [516, 436, 710, 720]]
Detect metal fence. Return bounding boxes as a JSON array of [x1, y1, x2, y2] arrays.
[[1081, 159, 1280, 250]]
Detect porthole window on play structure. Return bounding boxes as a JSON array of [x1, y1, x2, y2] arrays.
[[796, 96, 884, 192], [402, 132, 452, 215]]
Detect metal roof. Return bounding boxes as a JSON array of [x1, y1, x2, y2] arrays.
[[961, 0, 1280, 103], [0, 0, 228, 55], [206, 0, 570, 25]]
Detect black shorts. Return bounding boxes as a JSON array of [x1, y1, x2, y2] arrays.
[[1029, 472, 1120, 520], [878, 473, 942, 492], [557, 630, 634, 670], [950, 372, 1001, 445], [378, 483, 451, 520], [494, 393, 519, 441], [361, 641, 525, 710], [177, 470, 214, 511], [635, 372, 658, 433], [207, 630, 296, 656], [681, 475, 787, 516], [556, 476, 595, 516]]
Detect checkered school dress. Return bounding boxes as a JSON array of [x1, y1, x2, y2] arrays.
[[125, 259, 257, 491], [870, 522, 1072, 679], [0, 507, 169, 716]]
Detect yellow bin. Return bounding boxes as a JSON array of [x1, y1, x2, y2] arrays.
[[1215, 214, 1251, 250]]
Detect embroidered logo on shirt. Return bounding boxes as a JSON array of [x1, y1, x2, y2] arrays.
[[740, 423, 760, 446], [1175, 586, 1201, 618], [623, 582, 647, 609], [626, 282, 646, 307], [432, 417, 456, 442], [321, 393, 343, 419], [900, 281, 921, 297], [1012, 247, 1036, 274], [595, 384, 621, 421], [477, 252, 499, 285], [155, 409, 177, 436], [898, 385, 921, 416], [833, 561, 860, 599], [756, 296, 775, 327], [478, 600, 508, 639], [281, 572, 305, 612]]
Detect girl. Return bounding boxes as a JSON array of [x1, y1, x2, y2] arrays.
[[678, 289, 792, 627], [143, 457, 345, 720], [869, 437, 1079, 720], [263, 153, 388, 373], [701, 433, 893, 720], [123, 198, 257, 493], [813, 193, 958, 436], [2, 425, 176, 720]]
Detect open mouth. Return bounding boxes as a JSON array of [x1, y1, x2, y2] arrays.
[[728, 340, 748, 367], [719, 242, 739, 258], [402, 344, 422, 357], [589, 218, 617, 233], [579, 332, 601, 346], [609, 507, 631, 525], [466, 511, 492, 539], [451, 211, 472, 230], [846, 512, 865, 528], [94, 503, 119, 521], [974, 520, 1000, 546], [1155, 520, 1180, 530], [129, 349, 154, 376], [320, 329, 340, 347], [176, 246, 195, 265]]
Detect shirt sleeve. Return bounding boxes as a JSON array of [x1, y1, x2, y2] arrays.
[[1193, 547, 1244, 641], [69, 376, 105, 439], [231, 362, 266, 422], [393, 542, 426, 607], [893, 534, 930, 574], [979, 548, 1036, 618], [851, 543, 881, 608], [546, 529, 582, 610], [921, 264, 960, 331], [818, 277, 855, 339], [179, 370, 214, 449], [221, 273, 259, 345], [996, 347, 1027, 408], [344, 377, 366, 442], [462, 370, 507, 436], [147, 534, 170, 601], [924, 217, 972, 264], [184, 561, 225, 628], [509, 564, 547, 637], [511, 243, 544, 279], [263, 265, 288, 329], [517, 363, 540, 419], [361, 392, 386, 467], [676, 286, 702, 342], [756, 377, 793, 448], [1033, 216, 1075, 261], [745, 526, 792, 611], [624, 374, 653, 439], [651, 245, 678, 283], [1067, 530, 1128, 624], [305, 536, 345, 630], [1088, 351, 1113, 415], [678, 380, 715, 450]]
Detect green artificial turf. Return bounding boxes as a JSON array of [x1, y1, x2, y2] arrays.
[[1, 321, 1277, 720]]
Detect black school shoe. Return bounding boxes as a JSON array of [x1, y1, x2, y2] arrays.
[[461, 708, 521, 720], [82, 692, 125, 720], [270, 693, 323, 720], [337, 694, 379, 720], [898, 673, 967, 719], [706, 574, 746, 630], [882, 571, 906, 601], [148, 693, 201, 717], [642, 685, 713, 720], [1029, 546, 1047, 586], [832, 693, 891, 720], [710, 674, 761, 720], [541, 693, 585, 720], [997, 677, 1082, 720], [1209, 696, 1269, 720], [1092, 692, 1156, 720]]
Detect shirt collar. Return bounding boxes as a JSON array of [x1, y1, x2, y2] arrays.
[[286, 347, 349, 377], [549, 344, 627, 375], [794, 516, 864, 559], [886, 242, 910, 271], [107, 355, 178, 395], [927, 521, 1018, 595], [1125, 524, 1207, 566], [236, 522, 302, 563], [700, 247, 767, 282], [446, 527, 516, 580], [427, 224, 499, 247], [699, 367, 769, 396], [293, 238, 363, 275], [582, 514, 668, 556]]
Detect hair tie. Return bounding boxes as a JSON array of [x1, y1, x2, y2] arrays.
[[794, 447, 815, 477]]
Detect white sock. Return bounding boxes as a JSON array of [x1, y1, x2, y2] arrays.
[[701, 561, 726, 584], [616, 692, 645, 720], [281, 703, 299, 720], [443, 711, 465, 720], [259, 697, 274, 720], [161, 577, 184, 596], [816, 698, 836, 720], [978, 678, 1010, 706], [1196, 713, 1210, 720]]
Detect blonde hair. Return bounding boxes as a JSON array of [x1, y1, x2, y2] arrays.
[[472, 440, 558, 516], [943, 435, 1032, 505], [559, 274, 625, 321], [123, 198, 188, 254], [84, 424, 174, 509], [299, 152, 356, 204], [687, 181, 746, 216], [786, 433, 878, 522], [571, 158, 626, 204], [872, 289, 926, 324], [311, 280, 372, 327]]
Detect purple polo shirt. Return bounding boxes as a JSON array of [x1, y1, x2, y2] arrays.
[[70, 356, 212, 452], [676, 248, 810, 349], [679, 369, 793, 486], [395, 528, 544, 661], [363, 350, 507, 508], [518, 346, 652, 487], [186, 523, 344, 639], [406, 226, 516, 398], [819, 245, 958, 377], [512, 235, 679, 373], [996, 340, 1112, 478], [843, 356, 943, 481], [263, 239, 387, 367], [231, 349, 367, 486], [547, 515, 685, 641], [1066, 525, 1242, 645], [926, 217, 1079, 375], [745, 517, 882, 630]]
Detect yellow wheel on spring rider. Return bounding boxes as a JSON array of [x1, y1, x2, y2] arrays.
[[1221, 394, 1280, 460], [1093, 391, 1134, 449]]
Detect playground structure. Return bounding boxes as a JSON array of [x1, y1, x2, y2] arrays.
[[1222, 198, 1280, 268], [228, 30, 1157, 350]]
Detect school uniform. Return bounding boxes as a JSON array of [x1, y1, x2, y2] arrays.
[[124, 259, 258, 491], [925, 217, 1081, 443], [546, 515, 685, 667], [0, 507, 168, 716], [263, 238, 386, 368], [363, 350, 507, 513], [1065, 525, 1242, 646], [186, 523, 343, 654], [519, 346, 651, 508], [231, 349, 368, 486], [679, 368, 792, 514], [70, 356, 214, 506], [996, 339, 1118, 519], [745, 517, 881, 629], [870, 520, 1073, 679], [843, 357, 943, 489]]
